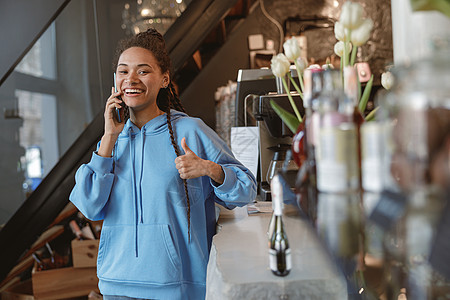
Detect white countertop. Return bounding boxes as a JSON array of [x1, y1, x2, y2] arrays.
[[206, 202, 347, 299]]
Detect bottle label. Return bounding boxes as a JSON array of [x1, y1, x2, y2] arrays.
[[269, 248, 292, 271], [361, 122, 383, 192], [316, 124, 359, 192], [269, 249, 277, 271], [285, 248, 292, 270]]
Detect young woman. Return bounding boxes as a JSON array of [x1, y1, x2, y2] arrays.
[[69, 28, 256, 300]]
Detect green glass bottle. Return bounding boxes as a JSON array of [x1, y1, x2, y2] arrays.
[[269, 174, 291, 276]]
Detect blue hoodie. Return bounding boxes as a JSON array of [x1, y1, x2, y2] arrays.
[[69, 110, 257, 299]]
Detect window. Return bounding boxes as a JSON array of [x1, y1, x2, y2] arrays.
[[15, 24, 56, 80], [17, 90, 58, 194]]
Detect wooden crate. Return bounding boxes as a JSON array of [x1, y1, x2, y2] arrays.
[[1, 279, 34, 300], [31, 265, 98, 300], [71, 239, 99, 268]]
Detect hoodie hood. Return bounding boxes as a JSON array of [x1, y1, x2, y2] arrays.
[[119, 109, 188, 138]]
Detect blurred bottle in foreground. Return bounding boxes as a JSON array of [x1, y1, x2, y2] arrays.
[[315, 69, 360, 194], [375, 47, 450, 299]]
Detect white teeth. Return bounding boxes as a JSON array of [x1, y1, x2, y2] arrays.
[[125, 89, 143, 93]]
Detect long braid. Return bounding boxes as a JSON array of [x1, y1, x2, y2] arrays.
[[167, 84, 186, 112], [165, 84, 191, 242]]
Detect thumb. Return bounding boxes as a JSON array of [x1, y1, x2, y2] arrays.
[[181, 137, 193, 155]]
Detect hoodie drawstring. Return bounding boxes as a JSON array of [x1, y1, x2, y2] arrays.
[[138, 127, 145, 224], [129, 128, 139, 257], [129, 127, 147, 257]]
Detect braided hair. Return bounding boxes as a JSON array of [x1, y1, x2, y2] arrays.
[[113, 28, 191, 241]]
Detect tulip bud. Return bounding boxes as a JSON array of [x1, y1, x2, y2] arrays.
[[295, 57, 308, 72], [334, 41, 352, 57], [350, 18, 373, 46], [381, 71, 394, 90], [283, 37, 301, 61], [339, 1, 364, 30], [271, 53, 291, 78]]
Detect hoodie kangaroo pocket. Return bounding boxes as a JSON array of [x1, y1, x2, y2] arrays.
[[97, 224, 181, 284]]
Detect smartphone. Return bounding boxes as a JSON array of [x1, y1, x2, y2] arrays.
[[114, 72, 125, 122]]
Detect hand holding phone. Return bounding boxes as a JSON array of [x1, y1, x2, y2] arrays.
[[114, 73, 125, 123]]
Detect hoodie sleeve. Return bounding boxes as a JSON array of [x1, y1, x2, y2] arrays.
[[210, 162, 257, 209], [69, 151, 115, 220], [187, 119, 257, 209]]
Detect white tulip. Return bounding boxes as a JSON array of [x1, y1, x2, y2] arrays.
[[271, 53, 291, 78], [334, 41, 352, 57], [350, 18, 373, 46], [339, 1, 364, 30], [381, 71, 394, 90], [334, 21, 349, 42], [283, 37, 301, 61], [295, 57, 308, 72]]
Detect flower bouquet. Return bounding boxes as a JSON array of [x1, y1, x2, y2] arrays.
[[269, 1, 378, 133]]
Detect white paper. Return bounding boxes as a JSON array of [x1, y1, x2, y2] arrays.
[[230, 127, 259, 178]]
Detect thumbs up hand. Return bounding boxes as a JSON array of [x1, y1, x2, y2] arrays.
[[175, 137, 225, 184], [175, 137, 205, 180]]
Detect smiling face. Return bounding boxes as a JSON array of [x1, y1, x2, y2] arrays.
[[116, 47, 169, 114]]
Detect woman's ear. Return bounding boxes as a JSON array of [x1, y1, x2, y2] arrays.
[[162, 73, 170, 88]]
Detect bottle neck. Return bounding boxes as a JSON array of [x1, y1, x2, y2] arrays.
[[271, 175, 284, 216], [273, 199, 283, 216], [275, 214, 283, 228]]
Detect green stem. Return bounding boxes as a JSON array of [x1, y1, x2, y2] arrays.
[[350, 45, 358, 66], [343, 29, 351, 67], [294, 60, 305, 93], [343, 41, 349, 67], [288, 73, 303, 100], [282, 77, 302, 123], [359, 74, 374, 113]]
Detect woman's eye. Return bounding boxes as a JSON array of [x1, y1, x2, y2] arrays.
[[118, 70, 127, 74], [139, 70, 149, 75]]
